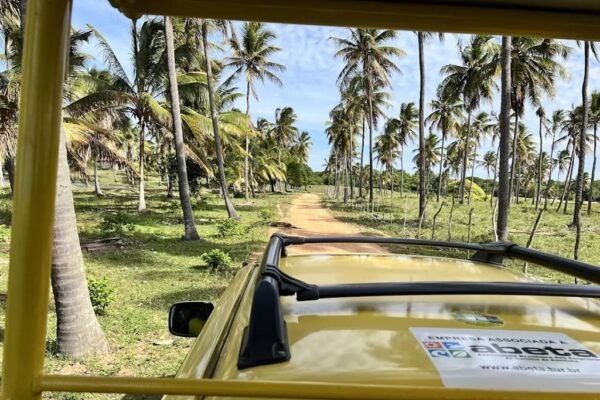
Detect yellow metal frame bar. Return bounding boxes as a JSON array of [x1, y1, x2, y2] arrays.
[[3, 0, 600, 399], [34, 375, 600, 399], [1, 0, 72, 399], [109, 0, 600, 41]]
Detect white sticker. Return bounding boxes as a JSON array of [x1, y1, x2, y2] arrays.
[[410, 327, 600, 392]]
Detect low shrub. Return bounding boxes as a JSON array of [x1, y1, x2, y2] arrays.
[[200, 249, 233, 270], [446, 179, 486, 201], [215, 218, 242, 237], [258, 208, 276, 222], [99, 212, 135, 235], [87, 277, 115, 316]]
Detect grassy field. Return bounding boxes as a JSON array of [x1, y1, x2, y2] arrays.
[[0, 170, 295, 399], [320, 186, 600, 283]]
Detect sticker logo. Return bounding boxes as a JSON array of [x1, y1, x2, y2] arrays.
[[449, 349, 471, 358], [453, 312, 504, 327], [423, 341, 444, 349], [428, 349, 450, 358]]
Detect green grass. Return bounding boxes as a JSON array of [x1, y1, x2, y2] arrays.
[[320, 186, 600, 283], [0, 170, 295, 399]]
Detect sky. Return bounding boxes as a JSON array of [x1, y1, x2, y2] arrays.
[[66, 0, 600, 176]]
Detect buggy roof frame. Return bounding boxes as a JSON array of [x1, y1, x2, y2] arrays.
[[4, 0, 600, 399], [237, 234, 600, 369]]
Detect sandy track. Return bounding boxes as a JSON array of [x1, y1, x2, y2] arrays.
[[272, 193, 387, 254]]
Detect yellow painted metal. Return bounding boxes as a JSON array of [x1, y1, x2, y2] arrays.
[[108, 0, 600, 41], [205, 254, 600, 399], [171, 264, 256, 379], [0, 0, 73, 399], [35, 374, 600, 399]]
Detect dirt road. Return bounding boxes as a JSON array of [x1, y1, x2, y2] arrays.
[[273, 193, 386, 254]]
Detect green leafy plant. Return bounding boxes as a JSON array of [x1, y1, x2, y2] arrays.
[[98, 212, 135, 235], [258, 208, 276, 222], [200, 249, 233, 270], [215, 218, 242, 237], [87, 277, 115, 316]]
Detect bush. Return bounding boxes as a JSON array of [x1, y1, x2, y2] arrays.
[[258, 208, 276, 222], [99, 212, 135, 235], [200, 249, 233, 270], [215, 218, 242, 237], [447, 179, 486, 201], [87, 277, 115, 316]]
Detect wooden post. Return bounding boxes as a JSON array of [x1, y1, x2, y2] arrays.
[[523, 208, 544, 274], [431, 202, 446, 240], [447, 196, 455, 241]]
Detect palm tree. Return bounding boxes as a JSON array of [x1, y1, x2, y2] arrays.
[[331, 28, 404, 211], [544, 109, 566, 209], [508, 38, 570, 203], [387, 102, 418, 197], [413, 133, 441, 194], [416, 32, 444, 217], [53, 25, 110, 357], [553, 148, 571, 205], [468, 111, 494, 204], [439, 35, 497, 204], [480, 150, 497, 200], [497, 36, 512, 241], [226, 21, 285, 200], [70, 21, 172, 212], [588, 91, 600, 214], [375, 123, 401, 203], [164, 16, 200, 240], [574, 42, 596, 256], [291, 131, 311, 165], [199, 19, 239, 219], [534, 106, 547, 208], [271, 106, 298, 191], [426, 95, 463, 202]]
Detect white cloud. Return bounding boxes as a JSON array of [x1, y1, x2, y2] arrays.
[[68, 2, 599, 174]]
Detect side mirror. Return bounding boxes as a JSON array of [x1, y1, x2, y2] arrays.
[[168, 301, 214, 337]]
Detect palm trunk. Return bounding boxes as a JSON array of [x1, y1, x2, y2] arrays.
[[418, 32, 427, 218], [459, 110, 472, 203], [0, 159, 4, 187], [573, 41, 589, 261], [349, 137, 354, 199], [165, 16, 200, 240], [509, 112, 520, 204], [202, 24, 239, 220], [359, 117, 365, 198], [137, 122, 146, 212], [126, 144, 133, 185], [244, 81, 251, 201], [557, 145, 575, 213], [366, 73, 375, 212], [133, 20, 146, 212], [437, 127, 446, 202], [468, 146, 476, 204], [93, 151, 103, 196], [52, 128, 109, 357], [587, 123, 597, 214], [6, 158, 14, 195], [400, 146, 404, 197], [497, 36, 512, 241], [552, 170, 560, 205], [535, 115, 543, 208], [544, 129, 557, 209]]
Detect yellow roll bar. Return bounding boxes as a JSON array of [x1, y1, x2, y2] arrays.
[[109, 0, 600, 41], [2, 0, 600, 399]]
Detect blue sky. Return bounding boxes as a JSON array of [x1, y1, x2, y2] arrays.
[[68, 0, 600, 176]]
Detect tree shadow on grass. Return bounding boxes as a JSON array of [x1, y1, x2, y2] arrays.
[[145, 286, 227, 311]]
